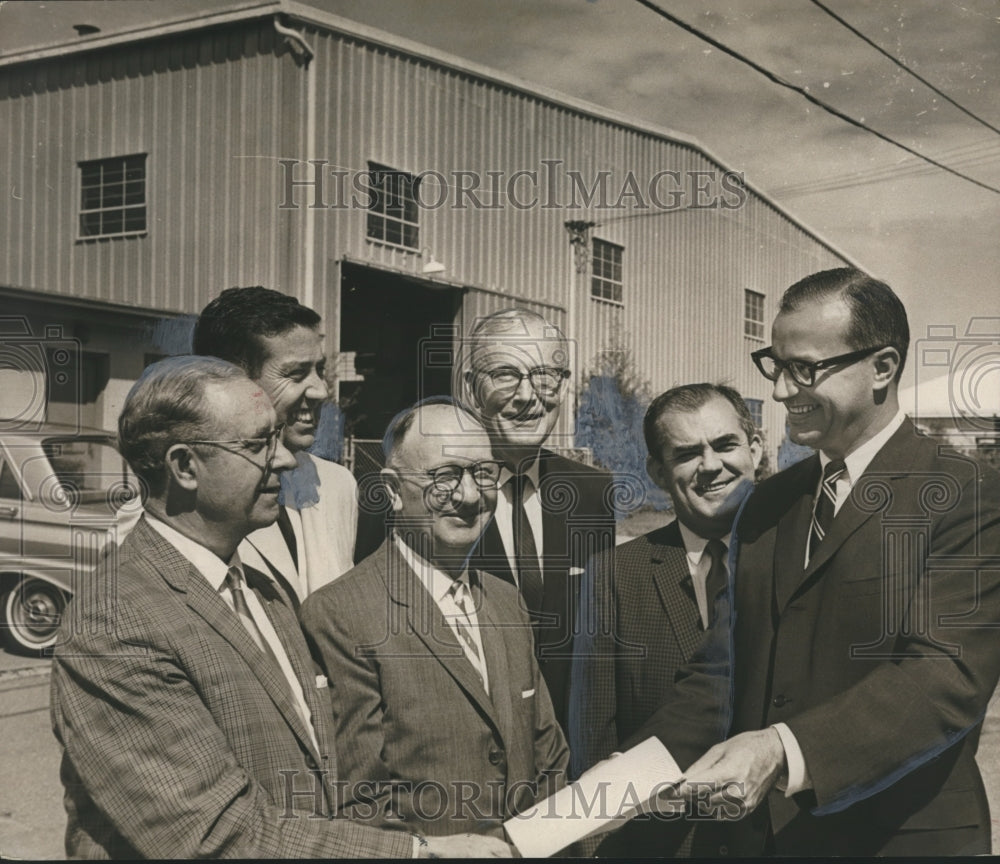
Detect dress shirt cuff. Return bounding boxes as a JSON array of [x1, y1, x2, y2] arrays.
[[771, 722, 811, 796], [412, 833, 427, 857]]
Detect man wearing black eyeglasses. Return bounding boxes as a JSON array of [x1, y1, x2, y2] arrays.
[[622, 268, 1000, 856], [459, 308, 616, 739], [301, 398, 567, 841]]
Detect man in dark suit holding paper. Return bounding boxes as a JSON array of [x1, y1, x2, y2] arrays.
[[626, 269, 1000, 856]]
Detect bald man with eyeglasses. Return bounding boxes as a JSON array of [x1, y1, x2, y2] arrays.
[[301, 398, 568, 842]]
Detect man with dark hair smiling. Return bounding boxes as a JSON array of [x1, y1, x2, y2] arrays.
[[571, 382, 761, 856], [194, 287, 357, 605], [622, 268, 1000, 856]]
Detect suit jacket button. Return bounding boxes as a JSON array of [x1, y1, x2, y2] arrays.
[[719, 845, 729, 856], [488, 749, 505, 765], [772, 694, 788, 708]]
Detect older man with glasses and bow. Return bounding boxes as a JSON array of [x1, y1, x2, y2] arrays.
[[614, 268, 1000, 858], [301, 397, 568, 843]]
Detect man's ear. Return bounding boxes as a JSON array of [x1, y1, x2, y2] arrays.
[[462, 368, 484, 411], [872, 347, 900, 393], [748, 433, 763, 472], [380, 467, 404, 513], [164, 444, 199, 492]]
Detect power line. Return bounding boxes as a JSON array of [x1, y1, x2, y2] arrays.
[[632, 0, 1000, 196], [808, 0, 1000, 138]]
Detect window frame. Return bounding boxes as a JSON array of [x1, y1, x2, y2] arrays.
[[77, 153, 148, 241], [744, 289, 766, 341], [745, 398, 764, 431], [591, 238, 624, 306], [365, 161, 420, 251]]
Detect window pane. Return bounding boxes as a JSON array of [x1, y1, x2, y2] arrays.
[[102, 210, 123, 235], [123, 207, 146, 231], [102, 182, 124, 207], [80, 212, 101, 236]]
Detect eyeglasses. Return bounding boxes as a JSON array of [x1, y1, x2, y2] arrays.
[[186, 425, 285, 469], [396, 460, 504, 496], [751, 346, 886, 388], [479, 366, 570, 397]]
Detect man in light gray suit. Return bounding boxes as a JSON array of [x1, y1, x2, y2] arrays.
[[301, 398, 568, 839]]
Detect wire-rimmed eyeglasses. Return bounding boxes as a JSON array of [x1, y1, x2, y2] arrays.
[[751, 346, 886, 388], [394, 460, 504, 496], [185, 424, 286, 469]]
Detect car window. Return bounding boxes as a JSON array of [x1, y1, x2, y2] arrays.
[[0, 459, 23, 501]]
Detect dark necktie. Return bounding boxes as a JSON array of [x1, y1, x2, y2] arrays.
[[225, 566, 280, 666], [703, 538, 728, 628], [809, 459, 847, 562], [276, 506, 299, 570], [510, 472, 544, 618]]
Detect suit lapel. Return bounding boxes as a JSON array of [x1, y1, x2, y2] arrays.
[[648, 522, 704, 658], [773, 466, 817, 612], [243, 523, 302, 602], [379, 541, 503, 732]]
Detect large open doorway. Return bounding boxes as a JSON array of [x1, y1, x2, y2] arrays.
[[339, 262, 462, 442]]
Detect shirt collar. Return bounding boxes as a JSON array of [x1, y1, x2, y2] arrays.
[[820, 410, 906, 487], [677, 520, 731, 566], [499, 455, 541, 491], [392, 532, 467, 602], [144, 512, 239, 592]]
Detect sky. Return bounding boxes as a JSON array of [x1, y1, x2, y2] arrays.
[[2, 0, 999, 398]]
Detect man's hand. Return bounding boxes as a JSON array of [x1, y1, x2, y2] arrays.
[[421, 833, 514, 858], [680, 728, 786, 819]]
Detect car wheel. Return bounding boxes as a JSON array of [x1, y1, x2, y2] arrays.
[[2, 578, 68, 655]]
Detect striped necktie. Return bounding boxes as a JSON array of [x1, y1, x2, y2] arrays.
[[449, 580, 487, 692], [809, 459, 847, 562]]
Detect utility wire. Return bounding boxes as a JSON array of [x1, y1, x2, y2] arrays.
[[808, 0, 1000, 138], [632, 0, 1000, 196]]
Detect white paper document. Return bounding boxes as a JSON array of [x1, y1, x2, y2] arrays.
[[503, 737, 684, 858]]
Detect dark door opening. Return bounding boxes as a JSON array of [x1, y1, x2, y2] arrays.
[[339, 262, 461, 441]]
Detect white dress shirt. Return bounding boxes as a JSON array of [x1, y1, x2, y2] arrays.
[[776, 409, 907, 796], [494, 460, 544, 582], [393, 533, 490, 693], [145, 514, 319, 754], [677, 522, 731, 630]]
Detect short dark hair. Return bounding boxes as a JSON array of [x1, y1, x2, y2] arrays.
[[643, 383, 757, 458], [192, 286, 322, 378], [780, 268, 909, 382], [118, 356, 246, 494]]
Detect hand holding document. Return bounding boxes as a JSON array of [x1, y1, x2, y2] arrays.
[[503, 737, 684, 858]]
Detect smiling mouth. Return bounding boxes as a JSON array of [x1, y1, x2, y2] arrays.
[[695, 479, 733, 496], [290, 407, 317, 427], [787, 404, 817, 417]]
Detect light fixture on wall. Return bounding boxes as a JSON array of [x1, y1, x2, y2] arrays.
[[421, 247, 447, 275]]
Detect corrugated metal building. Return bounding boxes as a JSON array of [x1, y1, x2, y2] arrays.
[[0, 0, 855, 464]]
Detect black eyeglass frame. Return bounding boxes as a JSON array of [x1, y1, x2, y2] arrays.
[[751, 345, 887, 388], [475, 365, 571, 397]]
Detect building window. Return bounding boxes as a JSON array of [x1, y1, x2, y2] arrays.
[[745, 398, 763, 430], [744, 289, 765, 340], [79, 154, 147, 238], [591, 239, 623, 304], [366, 162, 419, 249]]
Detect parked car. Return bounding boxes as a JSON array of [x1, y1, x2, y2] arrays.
[[0, 423, 140, 654]]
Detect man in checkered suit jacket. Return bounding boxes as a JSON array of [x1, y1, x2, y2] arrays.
[[50, 357, 508, 860]]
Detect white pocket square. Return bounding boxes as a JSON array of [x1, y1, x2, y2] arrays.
[[521, 688, 535, 698], [569, 566, 585, 576], [316, 675, 329, 689]]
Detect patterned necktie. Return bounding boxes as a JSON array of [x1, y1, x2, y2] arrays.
[[449, 580, 486, 691], [809, 459, 847, 562], [510, 472, 544, 618], [225, 566, 284, 675], [703, 538, 728, 628]]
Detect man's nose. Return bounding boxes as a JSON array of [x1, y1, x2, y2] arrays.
[[772, 367, 797, 402], [699, 446, 723, 474], [270, 439, 298, 473], [305, 368, 329, 401]]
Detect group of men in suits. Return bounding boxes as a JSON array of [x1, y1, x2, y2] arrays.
[[50, 267, 1000, 858]]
